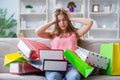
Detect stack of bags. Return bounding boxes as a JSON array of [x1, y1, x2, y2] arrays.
[[63, 43, 120, 77], [4, 38, 113, 78], [4, 38, 67, 74], [4, 52, 41, 74], [63, 46, 110, 78]]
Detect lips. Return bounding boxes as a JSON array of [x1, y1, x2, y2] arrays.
[[60, 26, 65, 29], [60, 25, 66, 30]]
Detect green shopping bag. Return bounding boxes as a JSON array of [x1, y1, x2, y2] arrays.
[[63, 49, 94, 78], [100, 43, 120, 75]]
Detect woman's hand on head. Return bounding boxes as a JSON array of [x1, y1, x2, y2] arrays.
[[52, 13, 56, 24], [66, 10, 71, 19]]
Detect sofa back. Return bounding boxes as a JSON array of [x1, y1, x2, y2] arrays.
[[78, 39, 120, 53], [0, 38, 120, 73]]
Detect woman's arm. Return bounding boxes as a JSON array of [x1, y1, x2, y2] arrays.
[[70, 18, 93, 37], [35, 21, 56, 38]]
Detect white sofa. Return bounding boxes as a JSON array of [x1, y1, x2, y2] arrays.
[[0, 38, 120, 80]]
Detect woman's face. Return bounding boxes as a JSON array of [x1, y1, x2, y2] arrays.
[[57, 14, 68, 32]]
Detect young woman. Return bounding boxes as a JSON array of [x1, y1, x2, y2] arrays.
[[35, 8, 93, 80]]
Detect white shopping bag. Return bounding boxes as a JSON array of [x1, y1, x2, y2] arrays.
[[75, 46, 110, 70]]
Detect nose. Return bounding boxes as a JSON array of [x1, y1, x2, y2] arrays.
[[60, 20, 64, 24]]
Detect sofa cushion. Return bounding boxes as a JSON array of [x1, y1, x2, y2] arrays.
[[83, 75, 120, 80], [78, 39, 120, 53], [0, 73, 45, 80], [0, 58, 9, 73], [0, 38, 19, 73]]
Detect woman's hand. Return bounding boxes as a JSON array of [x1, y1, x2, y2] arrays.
[[67, 10, 71, 19], [52, 13, 57, 24]]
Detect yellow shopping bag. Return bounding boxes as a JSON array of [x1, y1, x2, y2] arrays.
[[4, 52, 27, 67], [100, 43, 120, 75]]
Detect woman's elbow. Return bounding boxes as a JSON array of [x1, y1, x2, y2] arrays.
[[35, 29, 41, 37], [89, 20, 93, 28]]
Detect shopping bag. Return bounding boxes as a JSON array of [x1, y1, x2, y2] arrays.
[[63, 49, 94, 78], [75, 46, 110, 70], [100, 43, 120, 75], [4, 52, 27, 67]]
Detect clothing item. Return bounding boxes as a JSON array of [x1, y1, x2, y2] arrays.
[[50, 32, 77, 52], [45, 64, 81, 80], [45, 71, 63, 80]]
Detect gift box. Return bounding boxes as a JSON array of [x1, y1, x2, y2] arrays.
[[10, 62, 41, 74], [43, 59, 67, 71], [39, 49, 64, 60], [17, 38, 50, 60]]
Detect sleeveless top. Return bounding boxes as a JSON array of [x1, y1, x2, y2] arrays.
[[50, 32, 77, 52]]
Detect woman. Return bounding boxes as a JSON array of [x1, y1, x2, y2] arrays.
[[35, 8, 93, 80]]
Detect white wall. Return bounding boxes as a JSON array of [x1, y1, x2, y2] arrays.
[[0, 0, 18, 36], [0, 0, 18, 19]]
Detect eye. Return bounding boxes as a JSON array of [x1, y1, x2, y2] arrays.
[[63, 19, 67, 21], [58, 19, 61, 22]]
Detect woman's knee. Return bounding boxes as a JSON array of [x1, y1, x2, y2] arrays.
[[45, 71, 63, 80], [65, 69, 81, 80]]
